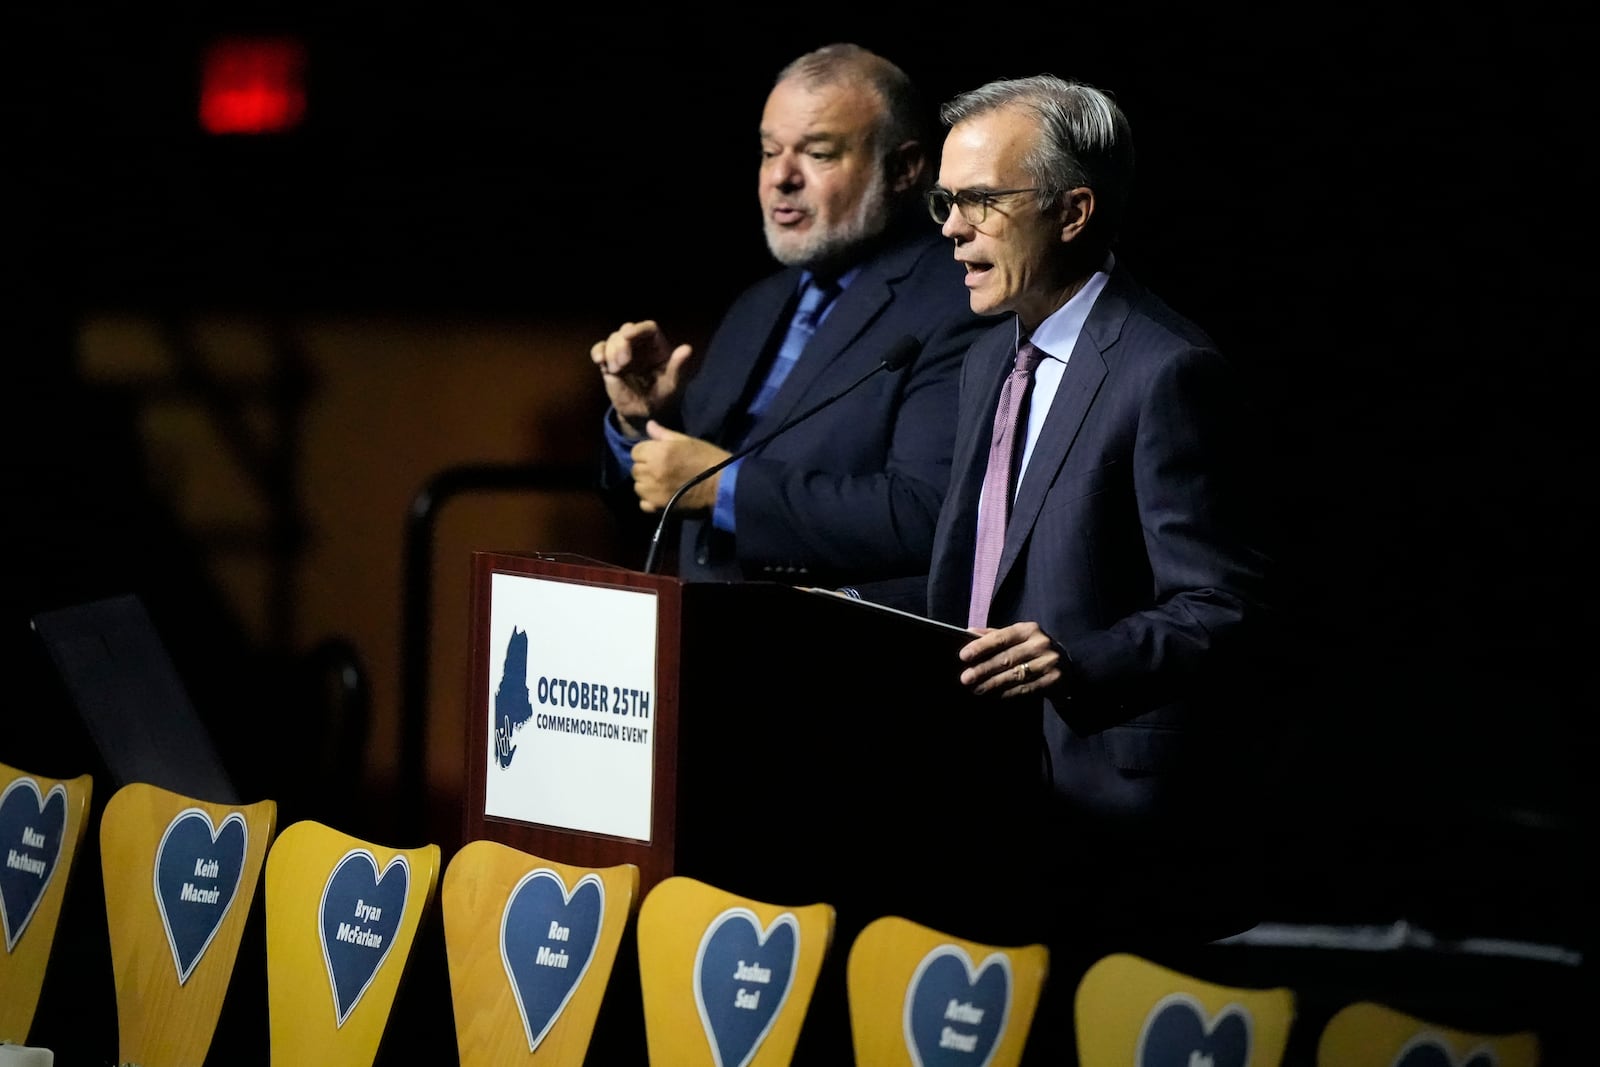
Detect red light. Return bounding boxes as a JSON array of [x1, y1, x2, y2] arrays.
[[200, 36, 307, 135]]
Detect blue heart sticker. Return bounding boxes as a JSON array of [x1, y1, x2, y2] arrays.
[[318, 850, 410, 1026], [693, 908, 798, 1067], [0, 778, 66, 952], [500, 869, 603, 1050], [1137, 995, 1250, 1067], [154, 809, 248, 983], [1396, 1039, 1497, 1067], [905, 946, 1011, 1067]]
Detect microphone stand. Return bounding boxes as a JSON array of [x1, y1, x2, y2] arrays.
[[641, 338, 920, 575]]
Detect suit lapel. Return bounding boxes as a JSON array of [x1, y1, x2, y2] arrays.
[[952, 330, 1012, 512], [693, 272, 800, 446], [758, 279, 876, 424], [994, 270, 1134, 587], [930, 328, 1012, 621], [754, 237, 926, 428], [1001, 343, 1105, 565]]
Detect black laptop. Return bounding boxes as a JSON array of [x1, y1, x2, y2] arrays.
[[29, 593, 239, 805]]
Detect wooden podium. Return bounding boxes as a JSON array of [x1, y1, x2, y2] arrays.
[[461, 551, 1040, 943]]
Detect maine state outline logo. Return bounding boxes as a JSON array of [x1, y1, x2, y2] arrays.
[[494, 626, 534, 768]]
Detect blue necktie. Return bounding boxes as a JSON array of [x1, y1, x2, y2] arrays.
[[745, 279, 839, 429]]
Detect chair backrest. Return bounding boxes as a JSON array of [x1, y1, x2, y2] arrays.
[[1074, 952, 1295, 1067], [0, 761, 93, 1045], [845, 914, 1049, 1067], [99, 780, 277, 1067], [1316, 1000, 1541, 1067], [636, 875, 835, 1067], [264, 819, 441, 1067], [441, 839, 639, 1066]]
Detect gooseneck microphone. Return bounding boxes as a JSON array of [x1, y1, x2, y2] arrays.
[[641, 334, 923, 575]]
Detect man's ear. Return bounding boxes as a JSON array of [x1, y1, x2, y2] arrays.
[[1059, 186, 1095, 243], [888, 141, 925, 194]]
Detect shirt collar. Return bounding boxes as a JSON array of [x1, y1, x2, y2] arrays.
[[800, 265, 861, 295], [1019, 252, 1115, 360]]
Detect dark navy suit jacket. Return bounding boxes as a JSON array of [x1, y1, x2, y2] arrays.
[[610, 226, 988, 586], [927, 263, 1277, 842]]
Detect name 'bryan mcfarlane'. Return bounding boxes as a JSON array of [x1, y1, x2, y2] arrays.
[[335, 898, 387, 949]]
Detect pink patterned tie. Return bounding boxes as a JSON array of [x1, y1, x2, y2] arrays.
[[968, 341, 1044, 629]]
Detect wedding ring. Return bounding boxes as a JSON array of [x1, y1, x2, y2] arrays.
[[1018, 663, 1029, 681]]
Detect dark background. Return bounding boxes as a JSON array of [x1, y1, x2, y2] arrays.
[[4, 4, 1592, 1057]]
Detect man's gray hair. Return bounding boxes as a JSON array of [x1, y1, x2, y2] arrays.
[[776, 43, 933, 190], [940, 74, 1135, 241]]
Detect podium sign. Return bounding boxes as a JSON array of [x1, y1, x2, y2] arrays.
[[481, 570, 658, 842], [466, 553, 683, 893]]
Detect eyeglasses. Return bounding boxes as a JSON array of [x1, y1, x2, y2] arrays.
[[926, 186, 1040, 225]]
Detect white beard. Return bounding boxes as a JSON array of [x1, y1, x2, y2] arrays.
[[763, 165, 892, 270]]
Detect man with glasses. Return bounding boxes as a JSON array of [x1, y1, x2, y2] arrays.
[[922, 74, 1281, 1060], [590, 43, 987, 586]]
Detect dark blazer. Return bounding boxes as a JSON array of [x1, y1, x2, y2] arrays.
[[613, 226, 988, 586], [927, 262, 1276, 839]]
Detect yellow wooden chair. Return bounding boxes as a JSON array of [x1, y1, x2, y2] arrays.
[[1074, 952, 1295, 1067], [845, 914, 1049, 1067], [441, 839, 639, 1066], [264, 819, 441, 1067], [1316, 999, 1540, 1067], [100, 781, 277, 1067], [636, 875, 834, 1067], [0, 761, 93, 1046]]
